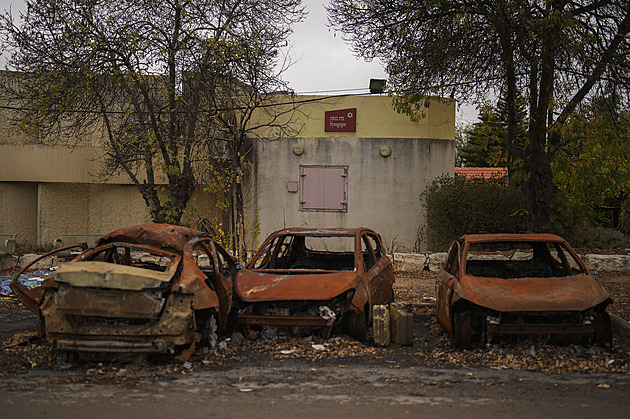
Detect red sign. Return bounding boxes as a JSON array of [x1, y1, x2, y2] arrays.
[[325, 108, 357, 132]]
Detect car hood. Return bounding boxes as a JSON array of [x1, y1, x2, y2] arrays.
[[235, 270, 361, 302], [55, 261, 177, 290], [454, 274, 611, 312]]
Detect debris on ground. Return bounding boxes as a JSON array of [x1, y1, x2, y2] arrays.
[[0, 270, 630, 386]]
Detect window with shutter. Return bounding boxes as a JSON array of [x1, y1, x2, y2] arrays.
[[299, 165, 348, 212]]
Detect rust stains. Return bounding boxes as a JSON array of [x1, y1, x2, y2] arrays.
[[236, 271, 361, 301], [233, 227, 395, 338], [10, 224, 237, 358], [435, 233, 613, 348]]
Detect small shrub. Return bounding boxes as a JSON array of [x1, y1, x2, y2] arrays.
[[568, 225, 630, 250], [422, 174, 528, 251]]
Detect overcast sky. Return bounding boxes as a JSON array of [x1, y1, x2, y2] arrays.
[[0, 0, 476, 122], [282, 0, 387, 94]]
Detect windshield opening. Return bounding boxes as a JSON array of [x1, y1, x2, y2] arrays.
[[465, 241, 585, 278]]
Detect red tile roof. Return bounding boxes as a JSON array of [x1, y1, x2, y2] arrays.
[[455, 167, 508, 179]]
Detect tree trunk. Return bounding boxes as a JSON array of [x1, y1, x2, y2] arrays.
[[522, 150, 557, 232], [235, 173, 246, 261], [139, 183, 166, 224]]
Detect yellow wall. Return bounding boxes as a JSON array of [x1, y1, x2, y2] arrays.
[[251, 95, 455, 140], [0, 144, 155, 184], [0, 181, 222, 247]]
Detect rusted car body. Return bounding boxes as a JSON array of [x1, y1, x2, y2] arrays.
[[436, 234, 612, 347], [10, 224, 236, 356], [234, 228, 395, 338]]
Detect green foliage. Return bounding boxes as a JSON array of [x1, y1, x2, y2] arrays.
[[422, 174, 529, 251], [247, 209, 261, 253], [329, 0, 630, 230], [459, 91, 528, 176], [459, 104, 507, 167], [568, 225, 630, 250], [551, 93, 630, 233]]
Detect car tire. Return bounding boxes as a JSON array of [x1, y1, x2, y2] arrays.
[[595, 312, 612, 346], [454, 311, 473, 349]]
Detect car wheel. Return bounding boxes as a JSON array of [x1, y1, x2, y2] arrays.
[[348, 308, 367, 339], [454, 311, 473, 348], [595, 312, 612, 346]]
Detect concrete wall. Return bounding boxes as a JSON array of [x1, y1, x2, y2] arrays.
[[247, 136, 455, 252], [0, 144, 146, 184], [246, 95, 456, 252], [0, 142, 222, 248], [0, 181, 223, 248], [36, 183, 149, 246], [0, 182, 38, 249]]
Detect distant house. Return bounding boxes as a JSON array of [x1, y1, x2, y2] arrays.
[[455, 167, 508, 179]]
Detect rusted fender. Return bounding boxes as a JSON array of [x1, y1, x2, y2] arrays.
[[453, 274, 611, 312], [235, 270, 361, 302]]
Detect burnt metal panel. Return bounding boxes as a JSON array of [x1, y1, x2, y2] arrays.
[[235, 270, 361, 302], [435, 233, 613, 345], [237, 314, 333, 327], [10, 223, 237, 356]]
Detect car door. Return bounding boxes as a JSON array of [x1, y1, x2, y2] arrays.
[[187, 238, 237, 332], [361, 232, 394, 307], [436, 240, 461, 333], [9, 243, 88, 316]]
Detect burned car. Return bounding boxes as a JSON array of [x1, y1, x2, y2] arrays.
[[10, 224, 236, 358], [436, 234, 612, 348], [234, 228, 395, 338]]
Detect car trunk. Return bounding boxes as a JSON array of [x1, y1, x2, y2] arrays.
[[40, 261, 195, 353]]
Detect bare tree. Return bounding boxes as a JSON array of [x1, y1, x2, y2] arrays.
[[0, 0, 305, 235]]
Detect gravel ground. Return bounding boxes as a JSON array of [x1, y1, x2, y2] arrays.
[[1, 270, 629, 384]]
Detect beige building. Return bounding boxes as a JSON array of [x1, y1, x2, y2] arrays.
[[0, 125, 221, 250], [0, 92, 455, 252], [245, 95, 456, 252]]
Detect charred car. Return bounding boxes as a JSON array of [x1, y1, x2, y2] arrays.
[[10, 224, 236, 358], [234, 228, 395, 338], [436, 234, 612, 348]]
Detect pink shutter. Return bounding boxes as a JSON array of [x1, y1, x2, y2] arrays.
[[300, 166, 347, 211]]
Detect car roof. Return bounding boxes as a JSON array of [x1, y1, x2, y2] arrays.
[[97, 223, 208, 251], [461, 233, 566, 244], [269, 227, 376, 237]]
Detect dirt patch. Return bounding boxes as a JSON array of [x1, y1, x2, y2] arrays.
[[0, 301, 37, 341], [596, 272, 630, 320]]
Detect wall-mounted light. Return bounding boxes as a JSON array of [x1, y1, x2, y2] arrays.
[[293, 144, 304, 155], [370, 79, 386, 94], [379, 145, 391, 157]]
